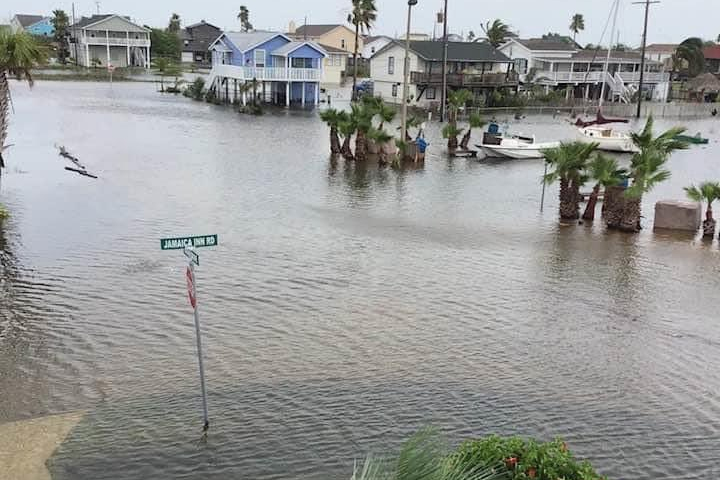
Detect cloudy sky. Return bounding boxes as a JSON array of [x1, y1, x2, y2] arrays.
[[3, 0, 716, 46]]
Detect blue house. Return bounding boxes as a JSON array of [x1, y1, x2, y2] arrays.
[[208, 31, 327, 107], [11, 14, 54, 37]]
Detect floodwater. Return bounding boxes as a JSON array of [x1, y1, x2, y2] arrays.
[[1, 81, 720, 480]]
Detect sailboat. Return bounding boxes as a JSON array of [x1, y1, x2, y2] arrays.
[[577, 0, 639, 153]]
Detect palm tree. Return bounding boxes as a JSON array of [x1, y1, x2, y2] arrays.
[[542, 141, 598, 221], [51, 10, 70, 64], [674, 38, 705, 77], [352, 428, 506, 480], [367, 127, 394, 165], [442, 89, 472, 153], [338, 111, 357, 160], [320, 108, 343, 155], [237, 6, 253, 32], [582, 154, 626, 221], [611, 117, 689, 232], [480, 19, 511, 48], [1, 32, 46, 186], [167, 13, 181, 33], [351, 102, 374, 161], [460, 113, 486, 150], [684, 181, 720, 238], [569, 14, 585, 43], [348, 0, 377, 100]]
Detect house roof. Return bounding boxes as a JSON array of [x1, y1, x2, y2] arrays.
[[364, 35, 392, 44], [71, 14, 149, 31], [13, 14, 45, 27], [644, 43, 678, 53], [406, 40, 511, 63], [220, 31, 284, 52], [181, 21, 222, 52], [271, 40, 326, 57], [515, 38, 578, 52], [565, 49, 658, 64], [703, 45, 720, 60], [293, 24, 342, 37], [687, 72, 720, 92], [319, 43, 347, 54]]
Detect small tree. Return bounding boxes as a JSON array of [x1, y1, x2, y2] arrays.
[[367, 127, 394, 165], [583, 154, 626, 221], [320, 108, 343, 155], [611, 116, 688, 232], [684, 182, 720, 238], [351, 103, 373, 161], [542, 141, 598, 221], [238, 6, 253, 32], [442, 89, 472, 154], [481, 19, 511, 48], [51, 10, 70, 64], [460, 113, 486, 150], [183, 77, 206, 100], [152, 57, 180, 92], [338, 111, 356, 160]]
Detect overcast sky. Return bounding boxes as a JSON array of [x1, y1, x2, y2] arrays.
[[3, 0, 716, 47]]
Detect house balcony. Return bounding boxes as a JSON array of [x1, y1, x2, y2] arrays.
[[533, 70, 670, 85], [210, 64, 321, 82], [410, 71, 519, 87], [82, 37, 150, 47]]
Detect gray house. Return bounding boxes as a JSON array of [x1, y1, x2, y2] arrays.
[[69, 14, 151, 68]]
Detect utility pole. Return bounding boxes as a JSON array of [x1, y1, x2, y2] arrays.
[[633, 0, 660, 119], [439, 0, 449, 122], [400, 0, 418, 143], [72, 3, 78, 64]]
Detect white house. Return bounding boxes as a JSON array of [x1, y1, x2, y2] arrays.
[[642, 44, 678, 70], [69, 14, 151, 68], [498, 38, 578, 83], [319, 43, 348, 86], [362, 35, 392, 60], [370, 40, 517, 108], [499, 38, 669, 102]]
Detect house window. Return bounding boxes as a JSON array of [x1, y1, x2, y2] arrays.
[[341, 39, 346, 49], [388, 56, 395, 75], [514, 58, 528, 74], [184, 40, 189, 46], [334, 55, 342, 67], [426, 87, 436, 99], [254, 49, 266, 67], [392, 84, 398, 97]]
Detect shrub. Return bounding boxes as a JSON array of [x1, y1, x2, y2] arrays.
[[453, 436, 606, 480]]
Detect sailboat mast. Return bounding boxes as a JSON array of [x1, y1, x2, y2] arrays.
[[599, 0, 620, 110]]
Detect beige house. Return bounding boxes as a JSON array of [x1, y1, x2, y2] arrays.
[[290, 24, 361, 56], [319, 44, 348, 86], [69, 14, 151, 68]]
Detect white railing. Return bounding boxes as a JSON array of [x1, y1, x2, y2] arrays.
[[210, 64, 321, 81], [536, 70, 670, 85], [84, 37, 150, 47]]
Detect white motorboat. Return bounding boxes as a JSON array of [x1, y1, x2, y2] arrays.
[[579, 125, 639, 153], [477, 123, 559, 159]]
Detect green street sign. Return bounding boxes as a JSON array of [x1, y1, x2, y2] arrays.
[[161, 235, 218, 250]]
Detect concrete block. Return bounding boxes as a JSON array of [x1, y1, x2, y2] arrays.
[[653, 200, 702, 232]]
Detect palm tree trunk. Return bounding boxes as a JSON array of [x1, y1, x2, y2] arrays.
[[352, 23, 360, 101], [618, 196, 642, 232], [582, 184, 601, 221], [559, 178, 579, 220], [1, 70, 10, 187], [355, 131, 367, 161], [330, 126, 341, 155], [460, 128, 472, 150], [341, 136, 354, 160], [703, 203, 716, 238], [604, 186, 625, 228]]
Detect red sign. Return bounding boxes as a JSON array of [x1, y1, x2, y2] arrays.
[[186, 267, 196, 309], [107, 64, 116, 72]]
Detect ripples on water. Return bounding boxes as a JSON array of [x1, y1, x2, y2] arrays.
[[1, 81, 720, 479]]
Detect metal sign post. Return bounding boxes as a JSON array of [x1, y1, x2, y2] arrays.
[[161, 234, 217, 434]]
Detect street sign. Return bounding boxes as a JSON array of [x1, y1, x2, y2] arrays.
[[184, 247, 200, 266], [186, 266, 196, 308], [161, 235, 218, 250]]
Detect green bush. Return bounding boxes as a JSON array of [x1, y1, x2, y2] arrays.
[[453, 436, 606, 480]]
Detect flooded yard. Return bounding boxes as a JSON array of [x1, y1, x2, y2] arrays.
[[1, 81, 719, 480]]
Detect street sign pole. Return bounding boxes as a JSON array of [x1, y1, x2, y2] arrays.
[[188, 259, 210, 433]]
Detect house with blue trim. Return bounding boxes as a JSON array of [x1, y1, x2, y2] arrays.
[[10, 14, 54, 37], [207, 31, 327, 107]]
